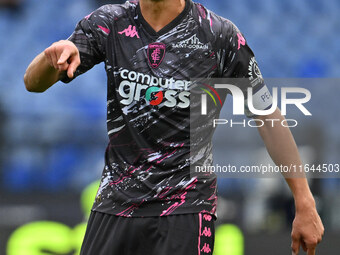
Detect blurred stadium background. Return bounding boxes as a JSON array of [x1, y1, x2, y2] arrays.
[[0, 0, 340, 254]]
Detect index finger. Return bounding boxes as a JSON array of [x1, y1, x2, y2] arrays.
[[307, 247, 316, 255], [57, 50, 71, 65], [291, 237, 301, 255], [66, 55, 80, 78]]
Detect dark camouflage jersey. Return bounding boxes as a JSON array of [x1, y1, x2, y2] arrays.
[[62, 0, 273, 217]]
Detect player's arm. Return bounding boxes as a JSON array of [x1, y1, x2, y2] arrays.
[[257, 107, 324, 255], [24, 40, 80, 93]]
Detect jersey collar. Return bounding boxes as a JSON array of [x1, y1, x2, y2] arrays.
[[136, 0, 192, 37]]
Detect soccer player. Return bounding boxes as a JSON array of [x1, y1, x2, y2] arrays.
[[24, 0, 324, 254]]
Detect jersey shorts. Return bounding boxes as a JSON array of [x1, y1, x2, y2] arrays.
[[80, 211, 215, 255]]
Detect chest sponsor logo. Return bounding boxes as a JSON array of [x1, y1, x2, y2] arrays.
[[147, 43, 166, 69], [118, 69, 190, 109], [118, 25, 140, 38], [172, 34, 208, 50]]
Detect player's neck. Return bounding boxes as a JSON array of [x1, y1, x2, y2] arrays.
[[139, 0, 186, 32]]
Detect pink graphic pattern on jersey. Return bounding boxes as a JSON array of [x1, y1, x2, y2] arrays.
[[160, 177, 198, 216], [237, 33, 246, 50], [98, 25, 110, 34], [116, 200, 144, 217], [196, 3, 207, 19], [85, 12, 93, 20]]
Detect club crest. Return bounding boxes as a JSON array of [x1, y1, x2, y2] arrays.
[[147, 43, 166, 68]]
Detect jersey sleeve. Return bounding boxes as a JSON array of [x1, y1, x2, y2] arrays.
[[61, 8, 109, 83], [222, 21, 273, 118]]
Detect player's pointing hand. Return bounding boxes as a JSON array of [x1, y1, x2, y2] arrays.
[[44, 40, 80, 79]]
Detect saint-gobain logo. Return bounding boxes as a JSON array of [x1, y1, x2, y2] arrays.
[[201, 84, 312, 116]]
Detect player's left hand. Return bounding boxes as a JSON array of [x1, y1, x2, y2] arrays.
[[291, 199, 324, 255]]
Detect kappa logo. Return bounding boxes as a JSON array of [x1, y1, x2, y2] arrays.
[[118, 25, 140, 38], [147, 43, 166, 68], [172, 34, 208, 50], [201, 243, 212, 253], [201, 227, 212, 237], [203, 214, 212, 221]]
